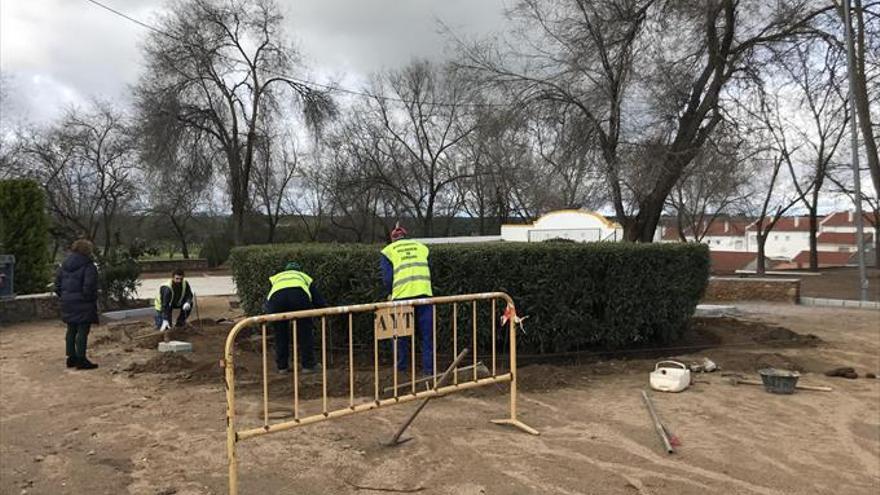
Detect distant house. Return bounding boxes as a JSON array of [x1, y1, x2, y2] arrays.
[[745, 216, 812, 258], [654, 210, 875, 270], [819, 211, 878, 234], [500, 210, 624, 243], [660, 218, 750, 251], [816, 232, 875, 253]]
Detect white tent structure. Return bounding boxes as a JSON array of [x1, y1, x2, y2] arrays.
[[501, 210, 624, 243]]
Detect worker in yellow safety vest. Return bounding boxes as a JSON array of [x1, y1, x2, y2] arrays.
[[265, 261, 327, 374], [154, 269, 194, 331], [380, 223, 434, 375]]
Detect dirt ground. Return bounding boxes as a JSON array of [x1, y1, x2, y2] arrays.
[[785, 267, 880, 302], [1, 298, 878, 495]]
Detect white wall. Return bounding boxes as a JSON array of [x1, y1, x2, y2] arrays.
[[500, 210, 623, 243], [821, 225, 877, 234], [746, 231, 811, 258], [817, 243, 858, 253], [702, 235, 745, 251]]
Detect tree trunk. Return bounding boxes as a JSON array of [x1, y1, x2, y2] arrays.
[[232, 205, 245, 246], [850, 0, 880, 198], [756, 234, 767, 275], [872, 209, 880, 269], [627, 196, 664, 242], [170, 216, 190, 259], [808, 203, 819, 271], [266, 215, 276, 244], [874, 225, 879, 269]]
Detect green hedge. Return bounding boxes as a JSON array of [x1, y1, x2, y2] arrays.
[[0, 180, 51, 294], [230, 242, 709, 352]]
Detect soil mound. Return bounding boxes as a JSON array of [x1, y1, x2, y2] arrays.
[[125, 353, 194, 374]]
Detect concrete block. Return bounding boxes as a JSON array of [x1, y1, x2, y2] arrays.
[[158, 340, 193, 353], [102, 307, 154, 321], [695, 304, 737, 317]]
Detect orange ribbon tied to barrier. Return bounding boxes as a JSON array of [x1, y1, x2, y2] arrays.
[[501, 304, 529, 333]]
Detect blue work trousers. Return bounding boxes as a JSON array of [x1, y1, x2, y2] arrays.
[[394, 303, 434, 375]]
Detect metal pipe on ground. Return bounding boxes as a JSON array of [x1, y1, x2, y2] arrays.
[[387, 348, 470, 446]]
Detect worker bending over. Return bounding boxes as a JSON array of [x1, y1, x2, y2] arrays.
[[380, 224, 434, 376], [266, 262, 327, 374], [155, 269, 194, 332]]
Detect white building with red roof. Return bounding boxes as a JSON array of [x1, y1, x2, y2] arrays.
[[744, 216, 812, 258], [818, 211, 878, 234], [657, 210, 876, 271], [659, 219, 750, 251]]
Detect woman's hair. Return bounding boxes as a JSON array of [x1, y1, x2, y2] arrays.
[[71, 238, 94, 256]]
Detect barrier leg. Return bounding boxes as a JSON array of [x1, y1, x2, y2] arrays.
[[225, 335, 239, 495], [491, 303, 539, 436]]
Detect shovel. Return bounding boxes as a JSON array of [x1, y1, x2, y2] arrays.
[[386, 348, 469, 447]]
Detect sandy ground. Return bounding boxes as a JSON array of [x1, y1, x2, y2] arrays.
[[1, 299, 878, 495], [795, 267, 880, 302]]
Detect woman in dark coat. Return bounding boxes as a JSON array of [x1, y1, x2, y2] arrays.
[[55, 239, 99, 370]]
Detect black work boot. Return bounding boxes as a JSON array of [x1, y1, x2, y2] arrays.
[[76, 358, 98, 370], [66, 356, 79, 368]]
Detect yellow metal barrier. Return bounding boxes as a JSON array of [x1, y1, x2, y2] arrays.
[[223, 292, 538, 494]]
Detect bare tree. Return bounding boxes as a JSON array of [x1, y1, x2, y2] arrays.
[[362, 60, 477, 236], [20, 102, 137, 252], [666, 131, 755, 242], [775, 41, 849, 270], [140, 127, 214, 258], [527, 106, 606, 211], [135, 0, 335, 245], [749, 155, 814, 274], [740, 87, 817, 274], [251, 130, 298, 242], [828, 173, 880, 267], [832, 0, 880, 198], [457, 0, 834, 241]]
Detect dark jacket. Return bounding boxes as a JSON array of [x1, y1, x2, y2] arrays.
[[264, 282, 328, 313], [55, 253, 99, 324], [157, 281, 194, 321]]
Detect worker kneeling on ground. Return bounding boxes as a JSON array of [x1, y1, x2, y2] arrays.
[[155, 269, 194, 332], [266, 261, 327, 374], [380, 223, 434, 376]]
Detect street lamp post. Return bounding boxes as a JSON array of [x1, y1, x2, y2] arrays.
[[842, 0, 869, 302]]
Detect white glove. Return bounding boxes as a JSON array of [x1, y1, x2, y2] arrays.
[[160, 320, 171, 332], [182, 302, 191, 312]]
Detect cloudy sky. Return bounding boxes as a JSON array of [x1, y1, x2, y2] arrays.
[[1, 0, 509, 124]]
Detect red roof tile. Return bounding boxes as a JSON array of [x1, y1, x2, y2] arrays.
[[816, 232, 874, 245], [663, 219, 751, 240], [791, 251, 852, 266], [820, 211, 878, 227], [746, 216, 813, 232], [709, 251, 759, 274]]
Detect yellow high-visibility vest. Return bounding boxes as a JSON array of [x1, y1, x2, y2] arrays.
[[381, 240, 432, 300], [154, 279, 190, 310], [267, 270, 313, 301]]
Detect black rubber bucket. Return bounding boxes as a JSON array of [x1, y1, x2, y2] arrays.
[[758, 368, 800, 394]]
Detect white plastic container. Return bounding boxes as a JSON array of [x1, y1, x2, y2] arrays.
[[650, 361, 691, 393]]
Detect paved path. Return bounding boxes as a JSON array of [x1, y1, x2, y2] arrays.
[[135, 274, 236, 299]]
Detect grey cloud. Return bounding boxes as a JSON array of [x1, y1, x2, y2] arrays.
[[1, 0, 507, 124]]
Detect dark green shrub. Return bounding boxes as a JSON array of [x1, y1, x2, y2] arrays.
[[230, 242, 709, 353], [96, 251, 141, 306], [0, 180, 51, 294], [200, 235, 232, 267]]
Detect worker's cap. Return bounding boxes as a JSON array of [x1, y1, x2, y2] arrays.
[[285, 261, 302, 271], [390, 224, 407, 241]]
